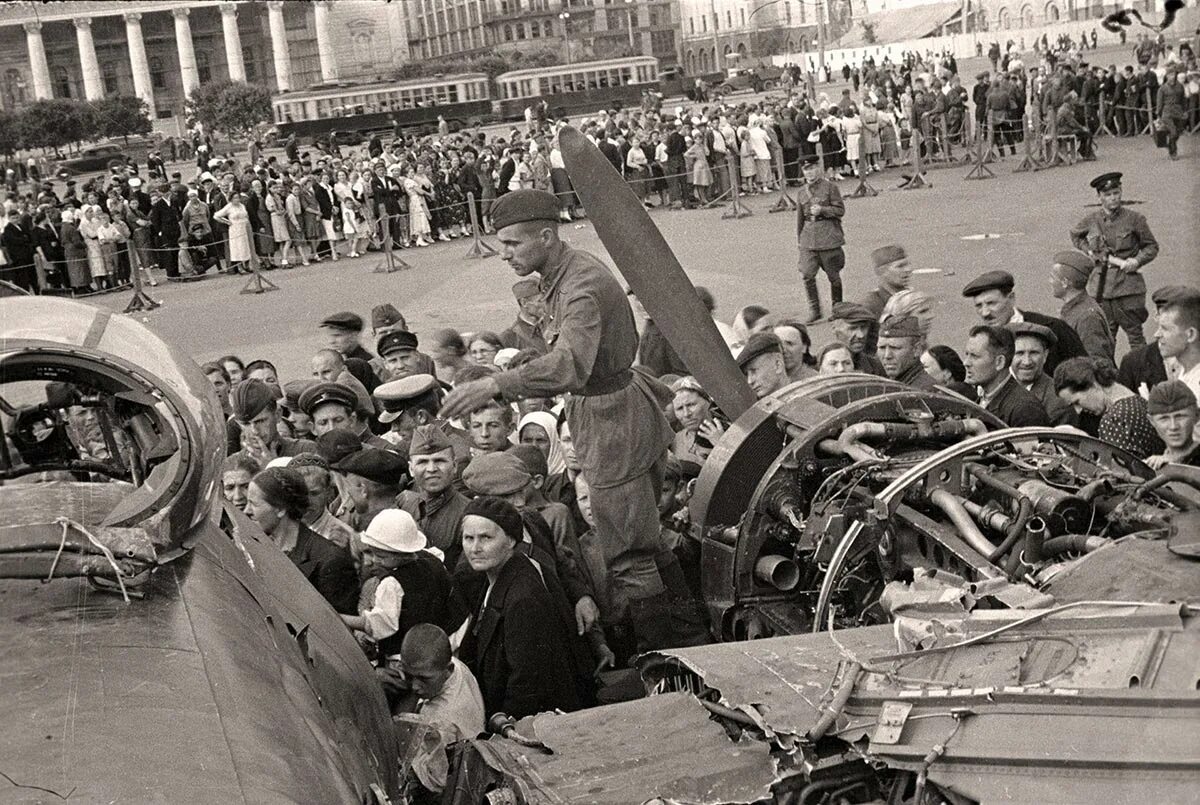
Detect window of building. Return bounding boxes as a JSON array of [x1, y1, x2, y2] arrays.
[[52, 64, 72, 98], [516, 22, 526, 38], [242, 48, 259, 82], [727, 10, 733, 27], [702, 15, 707, 31], [531, 20, 541, 36], [504, 24, 514, 40], [101, 61, 119, 95], [689, 17, 694, 34], [149, 56, 166, 90], [740, 8, 745, 24], [197, 51, 211, 84], [543, 20, 553, 35]]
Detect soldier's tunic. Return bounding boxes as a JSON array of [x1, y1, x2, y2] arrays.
[[1060, 292, 1116, 365], [1069, 205, 1158, 350], [494, 242, 674, 616]]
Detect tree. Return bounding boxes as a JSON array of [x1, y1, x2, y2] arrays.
[[187, 80, 274, 138], [861, 19, 879, 45], [89, 96, 152, 142], [0, 110, 22, 157], [17, 99, 94, 152]]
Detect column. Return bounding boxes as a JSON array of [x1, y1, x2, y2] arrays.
[[313, 0, 340, 82], [74, 19, 104, 100], [23, 21, 52, 100], [267, 1, 292, 91], [220, 2, 246, 82], [124, 13, 154, 109], [173, 8, 200, 95]]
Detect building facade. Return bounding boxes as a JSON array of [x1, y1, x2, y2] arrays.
[[678, 0, 823, 74], [403, 0, 681, 68], [0, 0, 411, 128]]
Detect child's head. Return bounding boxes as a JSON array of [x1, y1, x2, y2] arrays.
[[468, 401, 513, 453], [573, 473, 595, 529]]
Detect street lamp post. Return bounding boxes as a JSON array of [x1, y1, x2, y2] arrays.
[[559, 11, 572, 64]]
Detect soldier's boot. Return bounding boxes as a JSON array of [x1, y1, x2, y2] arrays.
[[656, 553, 711, 647], [829, 274, 844, 306], [803, 275, 824, 324]]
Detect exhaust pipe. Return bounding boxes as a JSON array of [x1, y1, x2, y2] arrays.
[[755, 554, 800, 591]]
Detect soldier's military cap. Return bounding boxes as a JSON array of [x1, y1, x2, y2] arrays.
[[462, 451, 532, 496], [375, 374, 440, 423], [830, 301, 877, 323], [871, 244, 907, 268], [298, 381, 359, 416], [321, 311, 364, 332], [377, 330, 419, 357], [736, 332, 784, 370], [409, 423, 454, 456], [335, 448, 407, 487], [371, 303, 405, 331], [512, 278, 541, 299], [961, 270, 1015, 297], [878, 315, 922, 340], [230, 378, 277, 422], [315, 427, 362, 465], [1089, 172, 1122, 193], [1052, 250, 1094, 285], [490, 189, 561, 231], [1146, 380, 1197, 415], [800, 152, 821, 165], [1151, 285, 1200, 309], [1008, 321, 1058, 349]]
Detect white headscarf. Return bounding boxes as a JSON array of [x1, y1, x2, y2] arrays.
[[517, 411, 566, 476]]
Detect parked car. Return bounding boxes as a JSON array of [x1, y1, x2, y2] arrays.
[[717, 66, 784, 95], [55, 145, 129, 177]]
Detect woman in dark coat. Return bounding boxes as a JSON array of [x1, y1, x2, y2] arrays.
[[457, 497, 594, 719], [60, 209, 91, 293]]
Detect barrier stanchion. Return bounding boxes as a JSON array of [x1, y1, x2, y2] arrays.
[[816, 141, 826, 175], [1013, 113, 1042, 172], [768, 152, 797, 213], [966, 112, 998, 180], [848, 132, 878, 198], [940, 117, 956, 162], [123, 251, 161, 311], [721, 157, 752, 220], [373, 203, 409, 274], [239, 239, 280, 295], [900, 127, 931, 190], [463, 192, 498, 258]]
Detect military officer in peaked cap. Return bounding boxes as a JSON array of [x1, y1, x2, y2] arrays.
[[375, 374, 471, 467], [377, 330, 426, 382], [1069, 172, 1159, 351], [438, 188, 675, 651], [300, 381, 395, 452]]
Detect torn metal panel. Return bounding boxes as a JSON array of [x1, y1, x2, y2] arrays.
[[470, 693, 780, 804], [640, 627, 897, 737]]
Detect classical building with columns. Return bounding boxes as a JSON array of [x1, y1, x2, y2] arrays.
[[0, 0, 412, 132]]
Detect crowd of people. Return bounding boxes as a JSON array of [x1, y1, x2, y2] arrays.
[[3, 31, 1195, 295]]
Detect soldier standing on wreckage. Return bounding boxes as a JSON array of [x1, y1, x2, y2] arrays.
[[440, 189, 678, 651]]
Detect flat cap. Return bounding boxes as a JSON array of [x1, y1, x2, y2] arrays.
[[878, 314, 923, 340], [409, 423, 454, 456], [371, 303, 405, 331], [1151, 285, 1200, 309], [282, 378, 317, 411], [298, 381, 359, 416], [961, 270, 1015, 297], [289, 452, 330, 470], [1053, 250, 1094, 284], [229, 378, 276, 422], [1008, 321, 1058, 348], [491, 189, 560, 231], [377, 330, 419, 357], [830, 301, 877, 323], [1147, 380, 1198, 414], [1089, 172, 1122, 192], [321, 311, 364, 332], [462, 451, 531, 496], [335, 447, 407, 486], [871, 244, 907, 268], [736, 332, 784, 370], [375, 374, 440, 423], [512, 278, 541, 300], [316, 427, 362, 465]]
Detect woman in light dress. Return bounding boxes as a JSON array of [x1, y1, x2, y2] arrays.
[[285, 183, 312, 266], [860, 99, 883, 172], [78, 206, 106, 290], [404, 165, 434, 247], [684, 134, 711, 205], [214, 193, 253, 274], [842, 107, 863, 176], [266, 182, 295, 267], [342, 196, 368, 258]]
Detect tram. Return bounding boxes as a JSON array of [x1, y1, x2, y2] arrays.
[[272, 73, 492, 142], [495, 56, 660, 120]]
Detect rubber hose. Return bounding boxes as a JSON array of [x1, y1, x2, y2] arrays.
[[987, 496, 1033, 562], [965, 462, 1023, 499], [1041, 533, 1102, 556], [929, 489, 999, 560], [806, 661, 862, 741]]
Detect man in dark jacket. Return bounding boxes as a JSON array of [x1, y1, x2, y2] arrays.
[[963, 270, 1087, 375], [1, 207, 37, 292], [964, 325, 1049, 426], [150, 186, 181, 278]]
